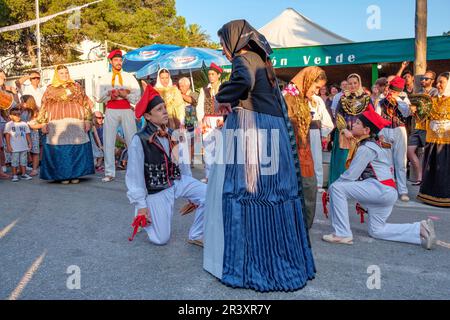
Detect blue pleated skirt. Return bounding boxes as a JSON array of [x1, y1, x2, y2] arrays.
[[203, 108, 315, 292], [40, 142, 95, 181]]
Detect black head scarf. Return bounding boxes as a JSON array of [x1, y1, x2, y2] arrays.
[[217, 20, 273, 60]]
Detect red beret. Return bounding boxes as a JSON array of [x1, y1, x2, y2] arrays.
[[135, 84, 164, 118], [209, 62, 223, 74], [359, 107, 391, 134], [389, 76, 405, 92], [108, 49, 123, 60]]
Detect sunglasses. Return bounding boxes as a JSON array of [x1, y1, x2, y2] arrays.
[[30, 77, 40, 80], [96, 116, 104, 119], [420, 77, 433, 81]]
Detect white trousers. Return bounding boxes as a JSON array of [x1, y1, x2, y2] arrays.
[[380, 126, 408, 195], [328, 178, 421, 245], [203, 126, 221, 179], [309, 129, 323, 188], [103, 109, 137, 178], [143, 175, 206, 245]]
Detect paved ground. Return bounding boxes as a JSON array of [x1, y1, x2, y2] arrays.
[[1, 164, 449, 300]]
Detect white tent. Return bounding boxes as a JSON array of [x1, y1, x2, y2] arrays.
[[258, 8, 351, 48]]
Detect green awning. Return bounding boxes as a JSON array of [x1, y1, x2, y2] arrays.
[[269, 36, 450, 68]]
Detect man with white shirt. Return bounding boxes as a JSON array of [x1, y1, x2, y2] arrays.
[[95, 49, 141, 182], [16, 71, 45, 108], [196, 63, 223, 182], [322, 107, 437, 250], [375, 76, 412, 201], [126, 84, 205, 246]]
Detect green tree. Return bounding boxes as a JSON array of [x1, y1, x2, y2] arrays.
[[0, 0, 216, 72]]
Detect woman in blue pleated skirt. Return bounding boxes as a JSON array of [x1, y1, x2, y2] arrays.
[[203, 20, 315, 292]]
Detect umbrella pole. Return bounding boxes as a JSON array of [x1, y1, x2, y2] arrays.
[[189, 68, 195, 91]]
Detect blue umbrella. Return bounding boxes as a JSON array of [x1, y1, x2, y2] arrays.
[[135, 47, 230, 81], [122, 44, 181, 72]]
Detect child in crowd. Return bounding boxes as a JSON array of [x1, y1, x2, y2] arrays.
[[4, 107, 32, 182], [91, 111, 104, 172], [21, 95, 40, 176], [0, 109, 10, 179]]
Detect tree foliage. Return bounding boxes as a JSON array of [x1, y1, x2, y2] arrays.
[[0, 0, 216, 72]]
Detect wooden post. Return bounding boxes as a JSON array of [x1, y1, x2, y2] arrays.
[[414, 0, 427, 92]]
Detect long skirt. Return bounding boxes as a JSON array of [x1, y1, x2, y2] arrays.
[[40, 118, 95, 181], [203, 108, 315, 292], [417, 143, 450, 207], [328, 130, 349, 186]]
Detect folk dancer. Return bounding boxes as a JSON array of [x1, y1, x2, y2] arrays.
[[126, 85, 205, 246], [95, 49, 141, 183], [322, 107, 437, 249]]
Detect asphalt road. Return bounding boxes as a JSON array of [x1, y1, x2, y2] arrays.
[[1, 165, 449, 300]]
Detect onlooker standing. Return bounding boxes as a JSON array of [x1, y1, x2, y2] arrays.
[[21, 95, 40, 176], [95, 50, 140, 182], [4, 107, 33, 182], [418, 71, 439, 97], [16, 71, 46, 108], [179, 77, 199, 170], [407, 71, 439, 186], [330, 79, 349, 115], [326, 84, 339, 119], [319, 85, 328, 104], [91, 111, 104, 171]]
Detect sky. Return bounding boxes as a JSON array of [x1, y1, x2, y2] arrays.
[[176, 0, 450, 43]]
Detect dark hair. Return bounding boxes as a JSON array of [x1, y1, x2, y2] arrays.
[[437, 72, 449, 80], [330, 83, 340, 91], [9, 107, 22, 116], [358, 116, 380, 138], [425, 70, 436, 80], [402, 70, 413, 77], [375, 77, 388, 86]]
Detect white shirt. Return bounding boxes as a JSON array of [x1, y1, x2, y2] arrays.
[[4, 121, 30, 152], [21, 84, 46, 108], [197, 83, 220, 122], [310, 95, 334, 137], [94, 70, 141, 105]]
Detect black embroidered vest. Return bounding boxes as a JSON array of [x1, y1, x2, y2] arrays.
[[379, 98, 407, 128], [136, 123, 181, 194]]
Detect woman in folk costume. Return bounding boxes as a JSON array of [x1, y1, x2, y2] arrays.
[[154, 68, 185, 130], [203, 20, 315, 292], [417, 72, 450, 207], [37, 65, 94, 184], [126, 85, 205, 246], [322, 107, 437, 250], [196, 63, 224, 182], [283, 66, 328, 229], [328, 73, 374, 186]]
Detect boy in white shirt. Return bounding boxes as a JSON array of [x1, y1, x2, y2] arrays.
[[4, 107, 32, 182]]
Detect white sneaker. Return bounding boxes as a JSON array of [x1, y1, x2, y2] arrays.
[[400, 194, 410, 202], [26, 166, 33, 171], [20, 174, 32, 180], [11, 175, 19, 182], [102, 176, 114, 183]]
